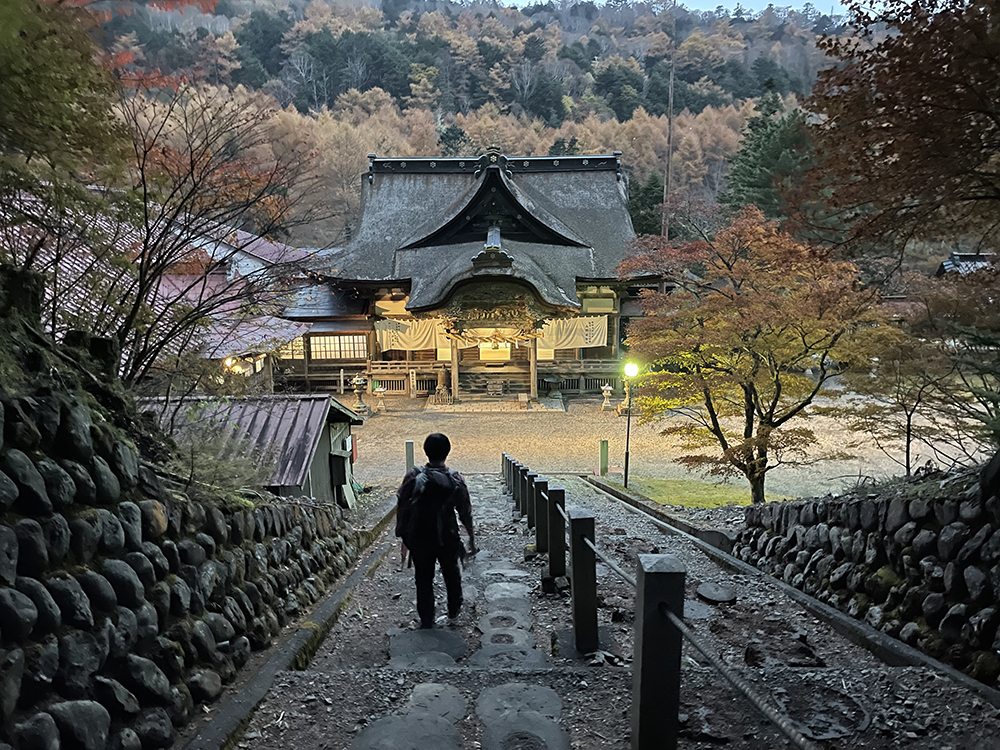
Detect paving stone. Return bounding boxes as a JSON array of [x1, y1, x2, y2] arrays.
[[481, 627, 534, 649], [696, 582, 737, 604], [349, 713, 461, 750], [480, 710, 570, 750], [484, 598, 532, 617], [389, 629, 467, 661], [467, 645, 549, 668], [683, 600, 715, 620], [485, 582, 531, 601], [387, 652, 457, 669], [476, 684, 562, 725], [478, 611, 532, 632], [483, 568, 531, 578], [404, 683, 466, 722]]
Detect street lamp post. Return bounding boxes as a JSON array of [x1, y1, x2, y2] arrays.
[[623, 362, 638, 489]]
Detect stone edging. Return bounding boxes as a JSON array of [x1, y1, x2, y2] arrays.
[[584, 477, 1000, 709], [586, 476, 736, 553], [184, 536, 394, 750]]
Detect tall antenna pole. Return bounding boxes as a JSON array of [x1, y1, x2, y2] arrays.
[[661, 54, 675, 238]]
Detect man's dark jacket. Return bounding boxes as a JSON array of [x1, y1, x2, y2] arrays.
[[395, 465, 472, 558]]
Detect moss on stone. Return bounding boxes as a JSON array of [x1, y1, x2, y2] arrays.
[[876, 565, 904, 588]]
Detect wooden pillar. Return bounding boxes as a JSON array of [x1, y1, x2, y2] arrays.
[[450, 344, 459, 402], [303, 336, 311, 392], [612, 314, 620, 358], [530, 337, 538, 399]]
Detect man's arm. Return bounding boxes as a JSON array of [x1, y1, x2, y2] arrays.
[[453, 473, 475, 552], [394, 467, 419, 538]]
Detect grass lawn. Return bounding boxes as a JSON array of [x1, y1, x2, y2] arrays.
[[608, 475, 790, 508]]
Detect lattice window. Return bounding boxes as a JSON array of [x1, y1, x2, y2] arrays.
[[278, 337, 305, 360], [309, 334, 368, 360]]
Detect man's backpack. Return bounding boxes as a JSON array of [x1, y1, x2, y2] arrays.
[[400, 467, 464, 557]]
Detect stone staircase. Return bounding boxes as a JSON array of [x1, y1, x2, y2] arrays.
[[459, 370, 532, 397]]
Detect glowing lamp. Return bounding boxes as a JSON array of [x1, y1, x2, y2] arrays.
[[624, 362, 639, 378]]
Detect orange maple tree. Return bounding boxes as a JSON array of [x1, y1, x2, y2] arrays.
[[621, 207, 887, 503]]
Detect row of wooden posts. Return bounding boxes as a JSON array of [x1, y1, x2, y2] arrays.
[[501, 452, 688, 750]]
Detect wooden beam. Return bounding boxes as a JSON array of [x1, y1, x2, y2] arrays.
[[530, 338, 538, 399]]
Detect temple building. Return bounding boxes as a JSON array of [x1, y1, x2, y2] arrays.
[[277, 150, 640, 401]]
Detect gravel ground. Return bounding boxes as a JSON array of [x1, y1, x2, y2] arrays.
[[349, 396, 904, 501], [234, 473, 1000, 750]]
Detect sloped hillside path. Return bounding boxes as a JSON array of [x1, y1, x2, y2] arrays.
[[232, 474, 1000, 750]]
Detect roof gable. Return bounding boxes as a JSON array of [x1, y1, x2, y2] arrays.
[[401, 163, 588, 250], [313, 152, 635, 287]]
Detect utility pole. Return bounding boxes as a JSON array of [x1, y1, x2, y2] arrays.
[[660, 54, 675, 239]]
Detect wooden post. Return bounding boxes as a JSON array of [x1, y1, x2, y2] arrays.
[[633, 555, 686, 750], [339, 368, 344, 395], [519, 465, 529, 519], [600, 439, 609, 476], [405, 440, 415, 472], [569, 509, 598, 654], [514, 463, 524, 514], [450, 344, 459, 402], [547, 487, 566, 579], [303, 337, 311, 392], [530, 338, 538, 399], [534, 477, 549, 554], [526, 471, 538, 529]]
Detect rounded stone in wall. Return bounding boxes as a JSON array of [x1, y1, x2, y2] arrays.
[[60, 460, 96, 506], [76, 571, 117, 613], [0, 470, 18, 513], [939, 522, 971, 561], [15, 576, 61, 636], [92, 457, 121, 506], [57, 630, 106, 697], [133, 707, 175, 749], [47, 574, 94, 630], [3, 450, 52, 515], [11, 711, 59, 750], [0, 588, 37, 642], [115, 502, 141, 551], [36, 458, 76, 511], [0, 647, 25, 720], [101, 560, 144, 609]]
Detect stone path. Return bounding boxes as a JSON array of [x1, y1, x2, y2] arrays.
[[350, 477, 569, 750], [234, 472, 1000, 750]]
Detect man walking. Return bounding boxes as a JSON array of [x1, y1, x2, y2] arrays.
[[395, 433, 476, 629]]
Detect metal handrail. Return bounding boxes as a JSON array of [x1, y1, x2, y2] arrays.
[[583, 536, 637, 587], [661, 608, 819, 750], [503, 452, 821, 750]]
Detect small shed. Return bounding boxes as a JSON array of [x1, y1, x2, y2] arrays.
[[148, 395, 365, 508], [935, 252, 996, 276]]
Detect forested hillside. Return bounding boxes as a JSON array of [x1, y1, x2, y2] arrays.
[[99, 0, 841, 245]]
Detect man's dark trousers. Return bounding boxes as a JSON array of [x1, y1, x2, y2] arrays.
[[411, 547, 463, 627]]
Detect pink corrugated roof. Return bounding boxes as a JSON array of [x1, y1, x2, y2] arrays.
[[201, 315, 311, 358]]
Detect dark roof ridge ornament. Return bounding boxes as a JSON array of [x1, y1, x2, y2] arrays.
[[475, 148, 511, 178], [472, 225, 513, 270]]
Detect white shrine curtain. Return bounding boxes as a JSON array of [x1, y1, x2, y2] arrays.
[[375, 318, 449, 351], [537, 316, 608, 350]]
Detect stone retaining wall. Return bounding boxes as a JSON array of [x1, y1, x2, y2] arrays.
[[733, 480, 1000, 685], [0, 392, 360, 750]]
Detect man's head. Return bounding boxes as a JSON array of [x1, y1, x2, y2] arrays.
[[423, 433, 451, 462]]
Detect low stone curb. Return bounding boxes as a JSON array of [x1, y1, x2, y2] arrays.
[[184, 538, 393, 750], [586, 478, 1000, 709], [356, 495, 398, 549], [586, 476, 736, 553]]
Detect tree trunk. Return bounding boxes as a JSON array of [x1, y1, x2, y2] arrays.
[[750, 474, 766, 505]]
